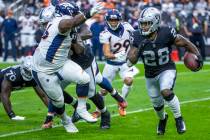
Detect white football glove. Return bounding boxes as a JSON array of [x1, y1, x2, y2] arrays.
[[90, 2, 104, 16], [11, 115, 25, 121], [84, 2, 104, 19], [114, 51, 126, 62]]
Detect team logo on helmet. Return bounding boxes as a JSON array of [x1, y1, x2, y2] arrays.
[[105, 9, 122, 31], [138, 7, 161, 36]]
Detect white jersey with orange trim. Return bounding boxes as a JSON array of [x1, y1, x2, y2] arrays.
[[99, 22, 134, 63]]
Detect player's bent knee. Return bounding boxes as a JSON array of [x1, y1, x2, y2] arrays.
[[95, 73, 103, 84], [77, 72, 90, 84], [161, 89, 172, 97], [163, 92, 175, 101], [154, 104, 164, 111], [52, 96, 64, 108], [124, 77, 133, 86]]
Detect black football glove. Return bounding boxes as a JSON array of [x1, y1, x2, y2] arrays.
[[194, 55, 203, 72]]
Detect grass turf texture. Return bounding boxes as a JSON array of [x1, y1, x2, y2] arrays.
[[0, 63, 209, 140]]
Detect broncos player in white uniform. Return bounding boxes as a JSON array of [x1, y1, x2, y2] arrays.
[[99, 9, 139, 116], [32, 1, 104, 133], [38, 4, 127, 129]]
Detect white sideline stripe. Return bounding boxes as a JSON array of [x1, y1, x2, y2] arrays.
[[0, 97, 210, 138], [12, 69, 210, 94]]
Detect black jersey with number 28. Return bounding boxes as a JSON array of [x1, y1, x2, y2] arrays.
[[132, 26, 177, 78]]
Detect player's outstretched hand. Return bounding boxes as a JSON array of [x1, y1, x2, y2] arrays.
[[84, 2, 104, 19], [194, 55, 203, 72], [11, 115, 25, 121]]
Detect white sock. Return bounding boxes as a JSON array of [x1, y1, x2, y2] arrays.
[[77, 97, 87, 110], [110, 89, 117, 96], [70, 98, 77, 106], [60, 112, 68, 122], [166, 95, 181, 118], [100, 107, 107, 113], [122, 84, 131, 99]]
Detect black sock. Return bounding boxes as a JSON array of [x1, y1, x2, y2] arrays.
[[63, 91, 74, 104], [89, 94, 105, 110]]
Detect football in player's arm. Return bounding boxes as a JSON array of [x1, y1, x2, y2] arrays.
[[127, 7, 203, 135]]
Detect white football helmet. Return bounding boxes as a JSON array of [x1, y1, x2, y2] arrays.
[[138, 7, 161, 36], [39, 5, 55, 24], [20, 56, 33, 81]]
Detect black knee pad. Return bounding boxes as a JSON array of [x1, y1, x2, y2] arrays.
[[154, 104, 164, 111], [63, 91, 74, 104], [163, 93, 175, 101], [53, 105, 65, 115]]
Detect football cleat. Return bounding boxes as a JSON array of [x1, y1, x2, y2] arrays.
[[100, 110, 111, 129], [157, 114, 168, 135], [92, 111, 101, 119], [62, 116, 78, 133], [42, 115, 53, 129], [72, 110, 81, 123], [72, 104, 93, 123], [118, 101, 127, 116], [175, 116, 186, 134], [77, 107, 98, 123]]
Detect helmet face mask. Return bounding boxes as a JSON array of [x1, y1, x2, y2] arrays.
[[105, 9, 122, 31], [138, 7, 161, 36], [139, 21, 153, 34], [107, 19, 121, 30]]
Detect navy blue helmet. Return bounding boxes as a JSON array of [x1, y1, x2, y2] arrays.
[[55, 1, 80, 16], [105, 9, 122, 30]]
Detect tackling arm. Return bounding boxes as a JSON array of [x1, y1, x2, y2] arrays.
[[59, 14, 86, 34], [59, 2, 104, 34]]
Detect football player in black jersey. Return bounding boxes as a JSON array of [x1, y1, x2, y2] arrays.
[[0, 56, 49, 120], [127, 7, 203, 135]]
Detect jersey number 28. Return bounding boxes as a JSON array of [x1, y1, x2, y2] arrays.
[[143, 47, 169, 66]]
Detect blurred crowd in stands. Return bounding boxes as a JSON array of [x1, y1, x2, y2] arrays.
[[0, 0, 210, 62]]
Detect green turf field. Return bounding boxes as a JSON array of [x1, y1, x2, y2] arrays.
[[0, 63, 209, 140]]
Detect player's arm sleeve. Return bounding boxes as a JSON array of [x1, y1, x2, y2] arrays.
[[99, 31, 109, 44], [168, 27, 177, 43], [100, 31, 116, 59], [0, 77, 14, 118]]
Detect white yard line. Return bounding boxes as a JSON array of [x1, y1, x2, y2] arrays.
[[11, 69, 210, 94], [0, 96, 210, 138]]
